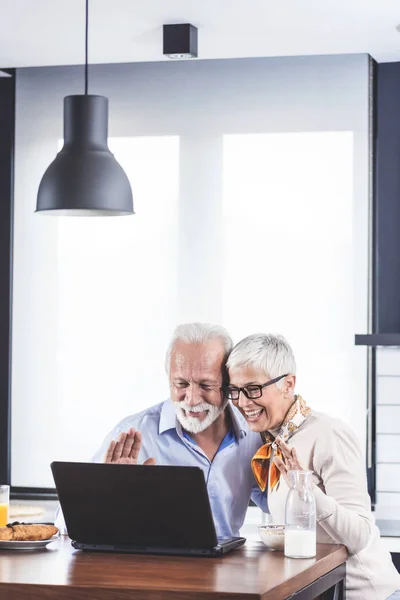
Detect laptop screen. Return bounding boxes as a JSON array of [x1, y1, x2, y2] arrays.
[[51, 462, 219, 549]]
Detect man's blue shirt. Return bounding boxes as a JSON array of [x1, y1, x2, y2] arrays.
[[182, 428, 236, 452]]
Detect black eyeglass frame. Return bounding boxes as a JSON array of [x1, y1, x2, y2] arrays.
[[225, 374, 289, 401]]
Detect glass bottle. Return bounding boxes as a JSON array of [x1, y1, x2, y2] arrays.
[[284, 470, 316, 558]]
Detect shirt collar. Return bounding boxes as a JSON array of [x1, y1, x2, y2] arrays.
[[159, 398, 179, 434], [228, 402, 248, 440], [159, 398, 247, 440]]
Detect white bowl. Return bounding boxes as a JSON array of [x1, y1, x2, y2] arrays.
[[258, 525, 285, 551]]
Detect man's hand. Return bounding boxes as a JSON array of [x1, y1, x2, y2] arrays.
[[105, 428, 156, 465]]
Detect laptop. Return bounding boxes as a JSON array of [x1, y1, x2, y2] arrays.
[[51, 461, 246, 557]]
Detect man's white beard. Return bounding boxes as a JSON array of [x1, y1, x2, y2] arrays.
[[175, 400, 226, 434]]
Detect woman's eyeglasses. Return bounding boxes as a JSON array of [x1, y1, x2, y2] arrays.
[[225, 374, 288, 401]]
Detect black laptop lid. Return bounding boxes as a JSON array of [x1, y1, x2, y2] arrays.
[[51, 462, 219, 549]]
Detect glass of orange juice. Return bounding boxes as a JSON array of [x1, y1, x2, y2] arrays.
[[0, 485, 9, 527]]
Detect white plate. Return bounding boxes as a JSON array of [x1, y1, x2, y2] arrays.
[[0, 532, 60, 550]]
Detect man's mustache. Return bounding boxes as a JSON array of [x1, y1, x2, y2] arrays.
[[178, 401, 210, 413]]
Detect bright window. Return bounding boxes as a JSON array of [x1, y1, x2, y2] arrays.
[[12, 136, 179, 486], [222, 132, 360, 426], [11, 131, 366, 488]]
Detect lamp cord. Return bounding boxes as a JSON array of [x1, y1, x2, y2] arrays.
[[85, 0, 89, 95]]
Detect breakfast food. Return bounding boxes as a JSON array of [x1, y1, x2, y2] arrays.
[[0, 523, 58, 541], [0, 527, 12, 541], [258, 525, 285, 551]]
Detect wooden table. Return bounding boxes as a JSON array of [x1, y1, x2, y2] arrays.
[[0, 536, 347, 599]]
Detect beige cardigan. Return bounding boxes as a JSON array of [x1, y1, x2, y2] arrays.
[[265, 409, 400, 600]]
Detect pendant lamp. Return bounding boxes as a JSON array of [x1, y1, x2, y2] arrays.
[[36, 0, 134, 216]]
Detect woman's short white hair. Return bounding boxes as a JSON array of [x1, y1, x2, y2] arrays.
[[165, 323, 233, 374], [227, 333, 296, 387]]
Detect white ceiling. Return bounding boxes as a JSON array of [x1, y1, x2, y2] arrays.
[[1, 0, 400, 69]]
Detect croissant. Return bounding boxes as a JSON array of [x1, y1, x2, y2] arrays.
[[0, 528, 12, 541], [0, 524, 58, 541]]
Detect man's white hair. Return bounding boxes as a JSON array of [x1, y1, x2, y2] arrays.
[[227, 333, 296, 387], [165, 322, 233, 374]]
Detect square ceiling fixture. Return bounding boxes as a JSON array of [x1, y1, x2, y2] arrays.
[[163, 24, 198, 59]]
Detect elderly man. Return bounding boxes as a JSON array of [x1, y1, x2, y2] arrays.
[[56, 323, 267, 538]]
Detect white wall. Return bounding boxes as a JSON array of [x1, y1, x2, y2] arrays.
[[12, 54, 370, 487], [375, 348, 400, 518]]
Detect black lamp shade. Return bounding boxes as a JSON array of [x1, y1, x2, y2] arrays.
[[36, 95, 134, 216]]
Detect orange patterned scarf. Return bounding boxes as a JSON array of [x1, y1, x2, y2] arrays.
[[251, 395, 310, 492]]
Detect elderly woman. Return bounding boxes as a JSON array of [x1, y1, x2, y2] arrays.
[[226, 333, 400, 600]]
